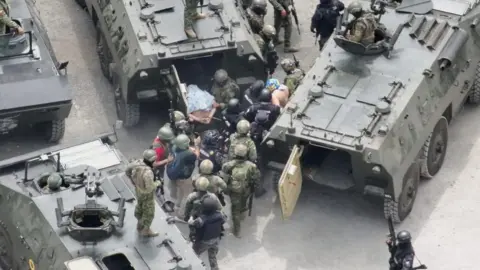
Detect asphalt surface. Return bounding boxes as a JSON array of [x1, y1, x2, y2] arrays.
[[1, 0, 477, 269]]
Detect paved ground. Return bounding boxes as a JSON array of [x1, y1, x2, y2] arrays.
[[1, 0, 477, 269]]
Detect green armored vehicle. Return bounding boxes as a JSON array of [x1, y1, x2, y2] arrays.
[[265, 0, 480, 223], [77, 0, 268, 127], [0, 134, 205, 269], [0, 0, 71, 142]]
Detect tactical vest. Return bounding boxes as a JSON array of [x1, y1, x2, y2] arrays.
[[354, 13, 376, 44], [194, 212, 225, 241]]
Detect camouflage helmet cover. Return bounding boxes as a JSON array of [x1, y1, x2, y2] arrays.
[[143, 149, 157, 162], [174, 134, 191, 150], [262, 25, 276, 39], [199, 159, 214, 174], [236, 119, 251, 134], [214, 69, 229, 84], [281, 58, 296, 72], [195, 176, 210, 191], [347, 1, 363, 16], [173, 110, 186, 122], [251, 0, 267, 11], [47, 173, 62, 190], [234, 144, 248, 158], [157, 125, 175, 141]]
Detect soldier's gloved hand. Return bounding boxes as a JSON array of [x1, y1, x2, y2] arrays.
[[280, 9, 287, 17]]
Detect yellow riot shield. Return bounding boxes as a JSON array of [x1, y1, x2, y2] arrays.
[[278, 145, 304, 219]]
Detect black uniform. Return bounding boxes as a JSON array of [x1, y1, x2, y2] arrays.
[[310, 0, 345, 49], [199, 130, 224, 174], [387, 231, 418, 270], [244, 102, 281, 132], [242, 80, 265, 110]]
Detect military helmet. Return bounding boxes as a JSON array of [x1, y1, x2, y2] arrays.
[[234, 144, 248, 158], [347, 1, 363, 16], [199, 159, 214, 174], [173, 110, 186, 122], [174, 134, 191, 150], [281, 58, 296, 72], [143, 149, 157, 162], [251, 0, 267, 11], [261, 25, 276, 39], [397, 231, 412, 244], [236, 120, 251, 135], [157, 125, 175, 141], [195, 176, 210, 191], [227, 98, 240, 113], [202, 196, 218, 213], [250, 80, 265, 97], [258, 88, 272, 102], [47, 173, 62, 190], [214, 69, 229, 85], [202, 129, 221, 147]]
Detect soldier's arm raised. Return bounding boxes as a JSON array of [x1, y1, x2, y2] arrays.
[[268, 0, 285, 12]]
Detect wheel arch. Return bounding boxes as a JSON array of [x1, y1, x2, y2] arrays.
[[442, 103, 452, 123]]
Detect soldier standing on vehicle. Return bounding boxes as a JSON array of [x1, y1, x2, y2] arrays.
[[151, 125, 175, 177], [211, 69, 240, 110], [254, 25, 279, 76], [345, 1, 377, 46], [0, 0, 24, 35], [221, 144, 260, 238], [188, 196, 226, 270], [268, 0, 299, 52], [166, 134, 200, 217], [280, 58, 305, 95], [184, 0, 207, 39], [310, 0, 345, 50], [193, 160, 228, 205], [386, 231, 421, 270], [126, 150, 162, 237], [227, 120, 257, 162], [246, 0, 267, 34]]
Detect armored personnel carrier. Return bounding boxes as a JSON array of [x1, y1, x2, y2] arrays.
[[0, 134, 205, 269], [0, 0, 72, 142], [77, 0, 268, 127], [265, 0, 480, 223]]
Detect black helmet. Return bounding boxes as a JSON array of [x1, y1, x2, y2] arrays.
[[397, 231, 412, 244], [254, 111, 269, 124], [258, 88, 272, 102], [250, 80, 265, 98], [202, 196, 218, 214], [320, 0, 332, 4], [227, 98, 241, 114], [202, 130, 221, 147]]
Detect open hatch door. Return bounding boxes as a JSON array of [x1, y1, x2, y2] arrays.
[[170, 65, 188, 116], [278, 145, 304, 219]]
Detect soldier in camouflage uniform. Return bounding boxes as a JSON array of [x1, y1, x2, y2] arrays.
[[126, 149, 162, 237], [43, 173, 62, 193], [280, 58, 305, 96], [345, 1, 377, 46], [227, 120, 257, 162], [246, 0, 267, 34], [221, 144, 260, 238], [254, 25, 279, 76], [211, 69, 240, 110], [193, 160, 228, 205], [0, 0, 24, 35], [184, 0, 207, 39], [268, 0, 299, 52], [184, 177, 223, 220]]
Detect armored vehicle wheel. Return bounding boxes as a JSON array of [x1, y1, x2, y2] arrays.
[[384, 163, 420, 223], [0, 220, 15, 269], [420, 117, 448, 179], [468, 62, 480, 104], [96, 22, 113, 83], [75, 0, 86, 8], [35, 119, 66, 143]]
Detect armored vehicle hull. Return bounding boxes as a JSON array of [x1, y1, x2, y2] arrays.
[[0, 0, 72, 142], [265, 0, 480, 223], [0, 134, 205, 270], [78, 0, 268, 127]]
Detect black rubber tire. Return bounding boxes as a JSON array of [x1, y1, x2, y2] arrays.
[[95, 22, 113, 83], [115, 88, 140, 127], [384, 163, 420, 223], [39, 119, 66, 143], [74, 0, 87, 8], [420, 117, 448, 179], [468, 62, 480, 104]]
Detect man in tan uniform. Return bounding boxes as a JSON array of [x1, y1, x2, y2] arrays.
[[345, 1, 376, 46]]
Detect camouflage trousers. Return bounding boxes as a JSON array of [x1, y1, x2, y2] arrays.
[[230, 192, 248, 235], [193, 238, 220, 270], [273, 12, 293, 47], [184, 0, 201, 29], [134, 194, 155, 229]]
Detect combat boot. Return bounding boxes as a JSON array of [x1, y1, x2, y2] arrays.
[[140, 228, 159, 237], [193, 13, 207, 20], [284, 46, 299, 53], [136, 222, 143, 231], [185, 28, 197, 39], [274, 38, 284, 45]]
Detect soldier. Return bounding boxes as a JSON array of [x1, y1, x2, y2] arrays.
[[222, 99, 243, 135], [242, 80, 265, 110], [198, 130, 224, 174], [184, 0, 207, 39], [265, 78, 289, 107], [386, 231, 421, 270], [0, 0, 24, 35], [211, 69, 240, 110], [167, 110, 193, 136], [255, 24, 276, 52], [244, 89, 281, 135], [194, 160, 228, 205], [189, 196, 226, 270], [345, 1, 377, 46], [268, 0, 299, 52], [151, 125, 175, 177], [246, 0, 268, 34], [126, 149, 162, 237], [221, 144, 260, 238], [310, 0, 345, 50], [184, 177, 223, 220], [43, 173, 62, 193], [227, 120, 257, 162], [280, 58, 305, 95]]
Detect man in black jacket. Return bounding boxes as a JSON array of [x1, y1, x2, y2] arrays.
[[310, 0, 345, 50]]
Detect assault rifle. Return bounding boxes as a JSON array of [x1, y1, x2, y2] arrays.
[[293, 54, 300, 68], [154, 169, 165, 199], [289, 2, 301, 35]]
